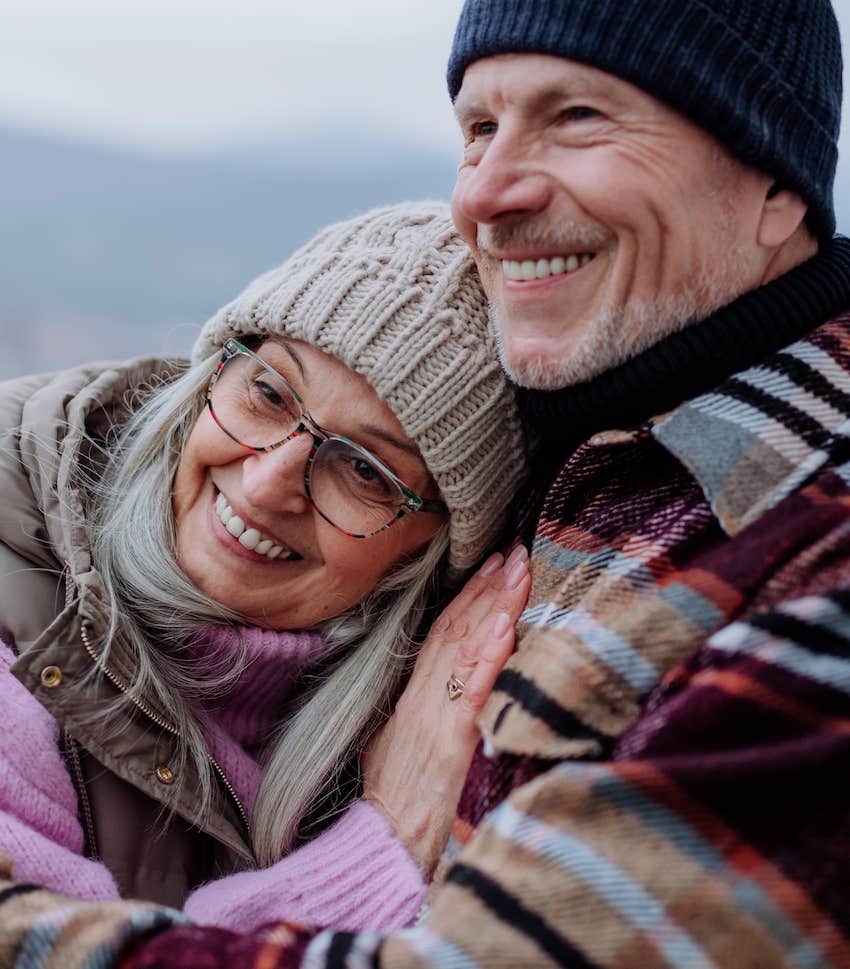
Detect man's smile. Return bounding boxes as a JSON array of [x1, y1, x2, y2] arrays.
[[501, 252, 596, 282]]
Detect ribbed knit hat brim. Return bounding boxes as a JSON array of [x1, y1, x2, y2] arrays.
[[194, 203, 526, 580]]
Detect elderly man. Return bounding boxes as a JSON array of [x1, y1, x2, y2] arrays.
[[3, 1, 849, 967]]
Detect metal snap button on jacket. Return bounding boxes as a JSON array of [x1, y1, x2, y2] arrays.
[[40, 665, 63, 688], [155, 765, 175, 785]]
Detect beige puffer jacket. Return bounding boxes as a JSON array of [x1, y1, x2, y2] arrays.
[[0, 359, 252, 906]]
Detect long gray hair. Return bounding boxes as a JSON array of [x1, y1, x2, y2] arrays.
[[85, 350, 450, 866]]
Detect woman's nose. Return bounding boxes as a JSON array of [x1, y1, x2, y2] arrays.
[[240, 432, 314, 515]]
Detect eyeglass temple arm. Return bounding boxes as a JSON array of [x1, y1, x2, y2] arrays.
[[416, 497, 449, 514]]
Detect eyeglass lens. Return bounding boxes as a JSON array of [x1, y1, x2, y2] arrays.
[[210, 350, 407, 534]]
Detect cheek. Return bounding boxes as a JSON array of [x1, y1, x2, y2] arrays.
[[318, 522, 432, 604], [172, 438, 202, 521], [182, 413, 239, 475], [316, 540, 391, 614], [173, 416, 235, 516]]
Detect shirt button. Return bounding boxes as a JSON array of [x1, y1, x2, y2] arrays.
[[40, 665, 63, 688], [155, 765, 175, 785]]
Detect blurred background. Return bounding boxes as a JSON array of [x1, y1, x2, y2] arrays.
[[1, 0, 849, 379]]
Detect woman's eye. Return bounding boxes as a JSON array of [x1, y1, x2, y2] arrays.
[[350, 458, 394, 497], [253, 380, 284, 406], [249, 379, 298, 420], [353, 459, 380, 483]]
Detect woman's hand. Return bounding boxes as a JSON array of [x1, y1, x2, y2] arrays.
[[361, 543, 530, 877]]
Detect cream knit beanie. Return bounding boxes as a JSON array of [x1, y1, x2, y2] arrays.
[[193, 202, 525, 579]]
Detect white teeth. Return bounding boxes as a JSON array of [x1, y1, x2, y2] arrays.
[[502, 253, 594, 281], [215, 493, 233, 524], [238, 528, 261, 550], [214, 493, 295, 561]]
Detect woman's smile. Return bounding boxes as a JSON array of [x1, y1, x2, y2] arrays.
[[172, 338, 442, 629], [209, 486, 304, 564]]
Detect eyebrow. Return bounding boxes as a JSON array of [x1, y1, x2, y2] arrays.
[[455, 81, 614, 127], [454, 98, 484, 128], [264, 338, 421, 463], [359, 424, 422, 461], [279, 341, 306, 382]]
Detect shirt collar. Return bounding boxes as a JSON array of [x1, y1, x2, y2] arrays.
[[653, 314, 850, 536]]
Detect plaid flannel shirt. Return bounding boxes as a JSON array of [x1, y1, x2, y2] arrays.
[[4, 314, 850, 969]]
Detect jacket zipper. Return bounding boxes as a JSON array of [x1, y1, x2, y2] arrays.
[[79, 622, 252, 843], [63, 729, 99, 860]]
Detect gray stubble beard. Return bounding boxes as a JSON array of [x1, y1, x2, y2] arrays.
[[478, 215, 751, 391], [491, 262, 749, 391]]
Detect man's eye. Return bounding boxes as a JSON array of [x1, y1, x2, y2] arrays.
[[467, 119, 497, 142], [560, 106, 600, 122]]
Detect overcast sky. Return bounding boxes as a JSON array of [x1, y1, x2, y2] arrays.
[[1, 1, 849, 165]]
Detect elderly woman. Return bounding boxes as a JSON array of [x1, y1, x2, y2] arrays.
[[0, 203, 527, 933]]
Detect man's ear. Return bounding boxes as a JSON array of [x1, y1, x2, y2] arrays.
[[757, 183, 809, 248]]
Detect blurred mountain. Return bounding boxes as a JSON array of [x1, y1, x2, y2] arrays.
[[0, 124, 458, 378], [1, 123, 848, 380]]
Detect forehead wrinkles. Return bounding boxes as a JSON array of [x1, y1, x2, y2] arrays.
[[456, 55, 630, 120]]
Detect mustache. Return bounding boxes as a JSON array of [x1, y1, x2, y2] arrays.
[[477, 220, 612, 255]]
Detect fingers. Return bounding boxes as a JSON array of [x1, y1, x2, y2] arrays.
[[417, 545, 529, 682], [450, 551, 530, 713], [445, 545, 529, 638], [360, 545, 530, 875], [436, 545, 529, 717], [453, 544, 530, 656]]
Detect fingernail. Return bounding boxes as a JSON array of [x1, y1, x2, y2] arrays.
[[506, 550, 529, 589], [493, 612, 513, 638], [506, 544, 528, 568], [478, 552, 503, 578]]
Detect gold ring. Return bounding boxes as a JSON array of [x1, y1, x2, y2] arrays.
[[447, 673, 465, 701]]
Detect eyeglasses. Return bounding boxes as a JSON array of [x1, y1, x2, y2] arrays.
[[205, 339, 447, 538]]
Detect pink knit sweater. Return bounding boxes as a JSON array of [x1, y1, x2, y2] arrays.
[[0, 630, 425, 933]]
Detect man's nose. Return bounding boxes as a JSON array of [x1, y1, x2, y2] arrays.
[[453, 131, 551, 229], [240, 432, 314, 515]]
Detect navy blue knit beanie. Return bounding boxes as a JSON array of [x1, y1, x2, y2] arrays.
[[448, 0, 843, 240]]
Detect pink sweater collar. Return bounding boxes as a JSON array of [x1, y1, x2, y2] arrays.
[[188, 625, 333, 814]]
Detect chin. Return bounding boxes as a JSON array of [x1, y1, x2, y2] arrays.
[[491, 306, 588, 390], [496, 334, 579, 390]]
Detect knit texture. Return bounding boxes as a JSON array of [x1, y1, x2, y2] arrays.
[[188, 626, 333, 814], [0, 641, 121, 901], [180, 626, 428, 932], [447, 0, 843, 240], [0, 635, 426, 935], [518, 236, 850, 446], [184, 801, 425, 933], [194, 202, 526, 580]]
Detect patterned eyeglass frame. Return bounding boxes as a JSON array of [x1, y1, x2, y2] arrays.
[[205, 339, 448, 538]]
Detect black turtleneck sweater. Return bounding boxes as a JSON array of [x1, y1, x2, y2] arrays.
[[513, 237, 850, 540], [519, 237, 850, 447]]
